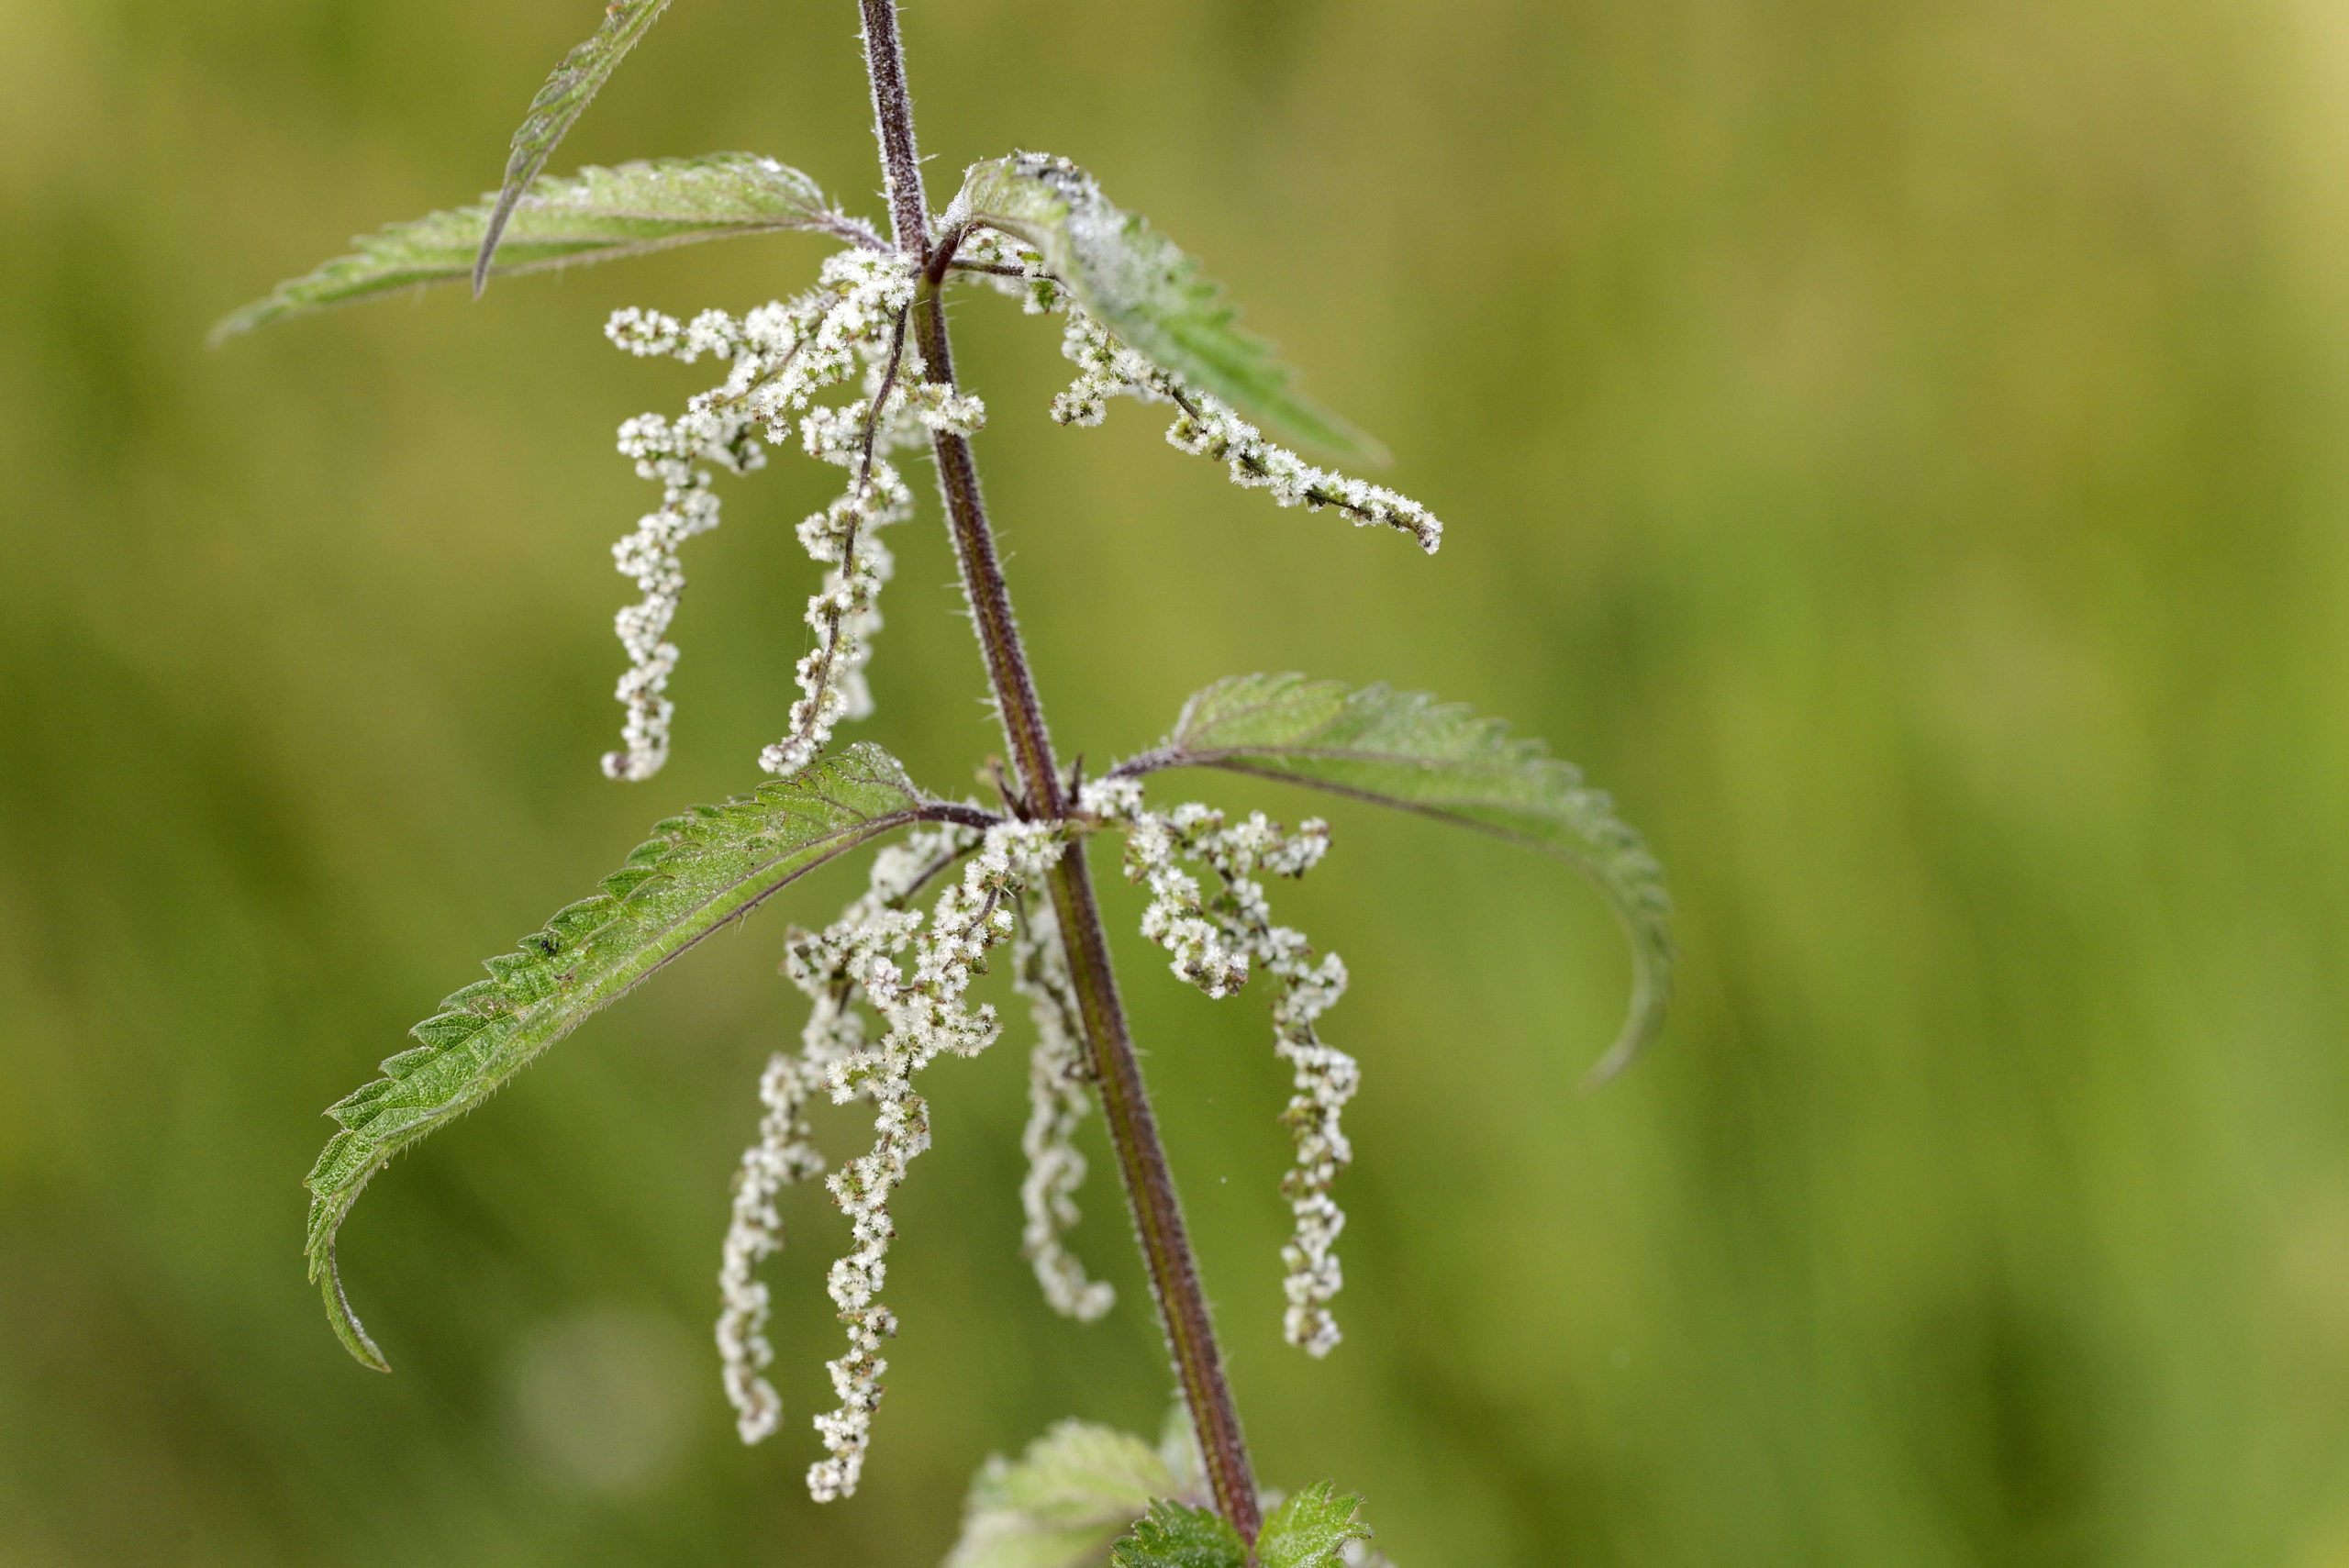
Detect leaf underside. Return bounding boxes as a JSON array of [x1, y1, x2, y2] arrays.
[[947, 1420, 1188, 1568], [1119, 673, 1675, 1084], [214, 153, 845, 342], [475, 0, 678, 293], [952, 154, 1384, 462], [304, 743, 964, 1370]]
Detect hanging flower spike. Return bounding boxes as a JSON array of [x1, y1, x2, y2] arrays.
[[1052, 306, 1440, 554], [1010, 891, 1115, 1322], [802, 819, 1070, 1501], [717, 822, 979, 1446], [763, 293, 985, 778], [598, 305, 765, 779], [717, 1047, 829, 1442], [944, 218, 1441, 555], [599, 249, 983, 783], [1079, 778, 1357, 1356]]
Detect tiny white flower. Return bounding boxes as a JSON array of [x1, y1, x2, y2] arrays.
[[718, 819, 1070, 1500], [600, 250, 968, 783], [960, 235, 1444, 555]]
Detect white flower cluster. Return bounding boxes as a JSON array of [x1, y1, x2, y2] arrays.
[[717, 825, 975, 1446], [599, 249, 985, 782], [716, 818, 1068, 1501], [716, 1047, 827, 1442], [1079, 779, 1358, 1357], [946, 225, 1441, 557], [599, 392, 763, 780], [1008, 892, 1115, 1322], [1053, 308, 1440, 554]]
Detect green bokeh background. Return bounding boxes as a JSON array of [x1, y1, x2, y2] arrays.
[[7, 0, 2349, 1562]]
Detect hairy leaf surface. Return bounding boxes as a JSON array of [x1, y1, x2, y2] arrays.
[[951, 154, 1382, 462], [215, 155, 859, 341], [946, 1420, 1190, 1568], [1257, 1484, 1372, 1568], [1107, 1502, 1247, 1568], [305, 744, 983, 1370], [1117, 673, 1674, 1084], [475, 0, 677, 292]]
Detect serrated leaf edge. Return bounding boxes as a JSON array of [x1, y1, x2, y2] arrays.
[[1108, 1499, 1247, 1568], [302, 744, 993, 1369], [1257, 1482, 1372, 1568], [214, 153, 869, 344]]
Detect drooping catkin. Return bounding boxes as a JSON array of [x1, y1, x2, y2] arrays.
[[1081, 778, 1358, 1356], [1010, 892, 1115, 1323]]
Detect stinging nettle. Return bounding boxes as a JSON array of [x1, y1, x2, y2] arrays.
[[220, 2, 1674, 1562]]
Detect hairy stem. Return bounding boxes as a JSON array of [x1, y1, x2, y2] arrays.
[[853, 0, 1264, 1543]]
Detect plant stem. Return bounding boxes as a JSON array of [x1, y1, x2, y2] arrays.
[[854, 0, 1264, 1544]]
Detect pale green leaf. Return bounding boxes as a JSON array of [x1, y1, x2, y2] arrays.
[[475, 0, 677, 292], [304, 744, 987, 1371], [946, 1420, 1186, 1568], [1107, 1502, 1247, 1568], [1257, 1484, 1371, 1568], [950, 153, 1383, 462], [1156, 1403, 1208, 1503], [215, 154, 863, 343], [1115, 673, 1674, 1084]]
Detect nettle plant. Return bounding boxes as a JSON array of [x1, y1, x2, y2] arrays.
[[221, 3, 1674, 1562]]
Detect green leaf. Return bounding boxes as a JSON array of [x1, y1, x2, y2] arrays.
[[304, 743, 984, 1371], [1107, 1502, 1248, 1568], [950, 153, 1384, 462], [1116, 673, 1674, 1084], [215, 153, 860, 342], [947, 1420, 1187, 1568], [475, 0, 676, 293], [1257, 1484, 1371, 1568]]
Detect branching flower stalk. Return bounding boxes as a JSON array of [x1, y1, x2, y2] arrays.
[[598, 252, 980, 782], [718, 823, 976, 1443], [805, 818, 1071, 1497], [241, 1, 1680, 1560]]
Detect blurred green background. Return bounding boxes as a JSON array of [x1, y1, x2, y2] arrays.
[[6, 0, 2349, 1562]]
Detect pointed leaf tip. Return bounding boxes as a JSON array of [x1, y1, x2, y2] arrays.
[[474, 0, 679, 292], [1119, 673, 1675, 1082], [213, 154, 845, 342], [318, 1241, 391, 1373]]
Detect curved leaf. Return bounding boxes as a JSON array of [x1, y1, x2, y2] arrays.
[[214, 154, 866, 343], [949, 153, 1383, 462], [475, 0, 677, 293], [305, 743, 990, 1370], [947, 1420, 1187, 1568], [1114, 673, 1673, 1084]]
